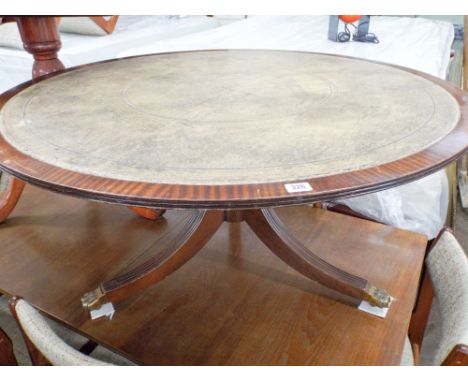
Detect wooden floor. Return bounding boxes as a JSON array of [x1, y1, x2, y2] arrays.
[[0, 185, 426, 365]]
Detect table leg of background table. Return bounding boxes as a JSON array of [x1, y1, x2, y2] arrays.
[[16, 16, 160, 224], [0, 175, 25, 223], [127, 206, 166, 221], [81, 210, 224, 310], [0, 18, 64, 226], [244, 208, 392, 308]]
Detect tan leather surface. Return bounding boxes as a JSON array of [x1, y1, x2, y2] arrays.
[[0, 50, 460, 185]]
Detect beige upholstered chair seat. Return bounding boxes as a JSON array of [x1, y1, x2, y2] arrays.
[[14, 299, 135, 366], [400, 230, 468, 366]]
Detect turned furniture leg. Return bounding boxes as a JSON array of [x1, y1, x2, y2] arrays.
[[0, 17, 66, 224], [15, 16, 161, 222], [16, 17, 65, 78], [0, 175, 25, 223], [244, 208, 392, 308], [82, 210, 224, 309]]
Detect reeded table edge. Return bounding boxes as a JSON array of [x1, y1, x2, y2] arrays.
[[0, 50, 467, 210]]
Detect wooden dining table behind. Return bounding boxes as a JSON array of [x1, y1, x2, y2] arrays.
[[0, 185, 427, 365]]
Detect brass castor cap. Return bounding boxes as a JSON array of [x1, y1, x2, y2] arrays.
[[364, 284, 392, 308], [81, 286, 108, 310]]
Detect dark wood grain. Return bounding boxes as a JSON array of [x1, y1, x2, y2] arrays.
[[408, 268, 434, 359], [0, 51, 466, 210], [0, 328, 17, 366], [244, 208, 389, 307], [82, 206, 391, 310], [442, 344, 468, 366], [82, 209, 224, 308], [16, 17, 65, 78], [0, 186, 427, 365], [0, 176, 25, 223], [0, 17, 16, 24]]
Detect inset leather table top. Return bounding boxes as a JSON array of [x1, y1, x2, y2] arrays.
[[0, 50, 466, 208]]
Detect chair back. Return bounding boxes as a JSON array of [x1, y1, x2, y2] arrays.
[[426, 230, 468, 365], [10, 298, 112, 366]]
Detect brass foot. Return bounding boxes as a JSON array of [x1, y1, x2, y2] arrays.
[[364, 284, 392, 308], [81, 286, 108, 310]]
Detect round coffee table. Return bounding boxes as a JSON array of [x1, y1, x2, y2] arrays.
[[0, 50, 466, 310]]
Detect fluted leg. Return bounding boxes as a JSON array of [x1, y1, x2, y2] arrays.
[[244, 208, 392, 308], [82, 210, 224, 309]]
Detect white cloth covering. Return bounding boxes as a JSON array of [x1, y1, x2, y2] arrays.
[[120, 16, 453, 79], [119, 16, 454, 238], [0, 16, 220, 93], [0, 22, 24, 50]]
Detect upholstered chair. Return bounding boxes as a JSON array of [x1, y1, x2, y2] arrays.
[[404, 229, 468, 365], [9, 297, 135, 366]]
